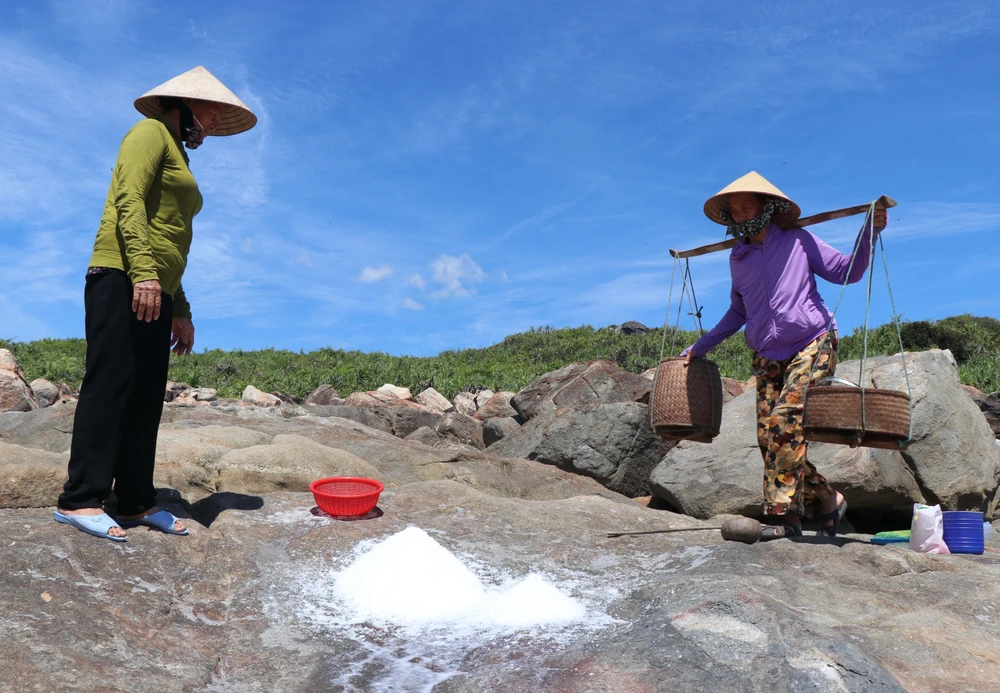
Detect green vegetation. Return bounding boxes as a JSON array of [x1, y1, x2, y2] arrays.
[[2, 315, 999, 399]]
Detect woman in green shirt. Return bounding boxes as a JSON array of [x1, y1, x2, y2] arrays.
[[54, 67, 256, 542]]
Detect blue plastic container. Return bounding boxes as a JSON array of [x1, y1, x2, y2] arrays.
[[942, 511, 985, 555]]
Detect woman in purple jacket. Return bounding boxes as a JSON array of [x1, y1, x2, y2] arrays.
[[683, 172, 887, 540]]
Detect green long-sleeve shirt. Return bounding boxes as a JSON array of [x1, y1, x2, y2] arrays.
[[89, 118, 203, 319]]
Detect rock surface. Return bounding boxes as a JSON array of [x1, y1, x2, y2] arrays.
[[4, 481, 999, 692], [491, 402, 674, 497]]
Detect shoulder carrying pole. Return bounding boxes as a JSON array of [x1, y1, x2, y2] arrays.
[[669, 195, 897, 259]]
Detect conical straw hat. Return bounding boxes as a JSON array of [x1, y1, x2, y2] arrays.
[[703, 171, 801, 227], [134, 66, 256, 136]]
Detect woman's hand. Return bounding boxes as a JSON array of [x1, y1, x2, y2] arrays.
[[874, 208, 888, 231], [132, 279, 162, 322], [170, 318, 195, 355], [682, 349, 696, 367]]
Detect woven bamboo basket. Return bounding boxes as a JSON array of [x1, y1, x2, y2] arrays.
[[650, 356, 723, 442], [803, 385, 911, 450]]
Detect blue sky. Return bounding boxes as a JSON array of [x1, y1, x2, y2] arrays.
[[1, 1, 998, 356]]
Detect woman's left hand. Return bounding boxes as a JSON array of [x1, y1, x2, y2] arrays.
[[874, 208, 888, 231], [171, 318, 195, 355]]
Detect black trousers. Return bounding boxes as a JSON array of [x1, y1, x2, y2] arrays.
[[58, 270, 172, 516]]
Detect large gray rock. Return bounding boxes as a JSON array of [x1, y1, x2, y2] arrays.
[[491, 402, 674, 497], [483, 417, 521, 447], [513, 359, 651, 422], [0, 401, 77, 453], [435, 412, 485, 450], [4, 481, 999, 692], [651, 349, 1000, 519], [29, 379, 59, 408], [388, 408, 444, 439]]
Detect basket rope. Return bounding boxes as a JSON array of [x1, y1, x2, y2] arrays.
[[803, 202, 914, 446], [650, 255, 715, 435]]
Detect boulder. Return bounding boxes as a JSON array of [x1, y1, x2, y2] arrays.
[[490, 402, 674, 497], [0, 402, 77, 453], [965, 388, 1000, 437], [242, 385, 282, 406], [164, 381, 193, 402], [29, 379, 59, 409], [389, 408, 444, 439], [473, 391, 518, 421], [435, 412, 485, 450], [474, 389, 495, 409], [512, 359, 651, 422], [414, 387, 454, 413], [377, 384, 413, 401], [404, 425, 448, 448], [452, 391, 477, 417], [616, 320, 651, 335], [483, 416, 521, 447], [343, 391, 423, 409], [0, 349, 36, 413], [305, 384, 341, 406], [193, 388, 218, 402], [650, 349, 1000, 519]]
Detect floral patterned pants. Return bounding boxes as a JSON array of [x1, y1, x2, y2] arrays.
[[753, 332, 838, 517]]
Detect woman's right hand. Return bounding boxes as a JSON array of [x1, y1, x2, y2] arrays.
[[132, 279, 162, 322], [682, 349, 696, 367]]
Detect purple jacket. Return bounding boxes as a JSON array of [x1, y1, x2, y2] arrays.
[[685, 222, 874, 361]]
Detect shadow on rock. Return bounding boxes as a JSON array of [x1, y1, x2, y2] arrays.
[[152, 487, 264, 527]]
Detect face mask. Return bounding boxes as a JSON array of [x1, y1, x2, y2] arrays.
[[719, 198, 792, 240], [183, 114, 206, 150]]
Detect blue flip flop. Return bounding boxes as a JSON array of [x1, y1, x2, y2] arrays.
[[118, 509, 189, 535], [53, 511, 127, 542]]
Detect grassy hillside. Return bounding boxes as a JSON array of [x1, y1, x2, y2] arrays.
[[2, 315, 999, 399]]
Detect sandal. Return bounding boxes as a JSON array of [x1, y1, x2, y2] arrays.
[[759, 521, 803, 541], [118, 509, 189, 536], [54, 511, 127, 543], [818, 500, 848, 538]]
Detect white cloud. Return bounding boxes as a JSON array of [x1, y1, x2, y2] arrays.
[[401, 298, 424, 311], [357, 265, 395, 283], [429, 254, 486, 298], [408, 272, 427, 290]]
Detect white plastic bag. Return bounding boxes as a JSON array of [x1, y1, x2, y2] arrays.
[[908, 503, 951, 554]]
